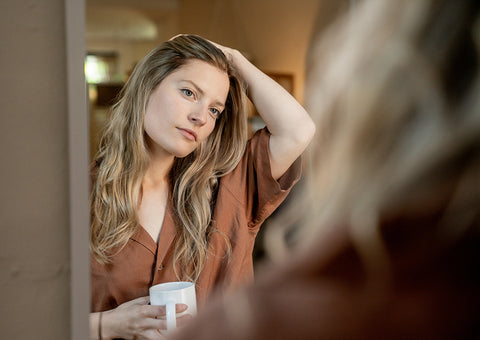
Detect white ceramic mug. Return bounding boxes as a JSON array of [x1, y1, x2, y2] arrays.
[[149, 281, 197, 332]]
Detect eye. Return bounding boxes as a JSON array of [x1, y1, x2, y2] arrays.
[[181, 89, 194, 97], [209, 108, 221, 118]]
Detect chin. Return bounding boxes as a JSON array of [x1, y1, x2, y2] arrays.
[[173, 148, 196, 159]]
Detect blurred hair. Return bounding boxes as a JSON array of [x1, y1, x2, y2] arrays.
[[268, 0, 480, 282], [91, 35, 248, 282]]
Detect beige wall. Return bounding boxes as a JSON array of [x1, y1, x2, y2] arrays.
[[0, 0, 70, 337], [87, 0, 320, 103], [178, 0, 320, 103]]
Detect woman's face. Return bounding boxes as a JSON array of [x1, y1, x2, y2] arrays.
[[144, 59, 230, 159]]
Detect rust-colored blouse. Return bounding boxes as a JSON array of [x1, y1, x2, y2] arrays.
[[91, 128, 302, 312], [170, 202, 480, 339]]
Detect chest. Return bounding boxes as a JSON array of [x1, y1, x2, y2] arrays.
[[137, 185, 168, 243]]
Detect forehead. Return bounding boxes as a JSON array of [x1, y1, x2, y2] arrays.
[[168, 59, 230, 99], [176, 58, 226, 75]]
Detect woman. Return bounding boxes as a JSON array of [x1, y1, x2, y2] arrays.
[[89, 34, 315, 339], [170, 0, 480, 338]]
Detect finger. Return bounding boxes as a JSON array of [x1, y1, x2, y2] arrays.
[[138, 328, 168, 340], [140, 317, 168, 331], [169, 34, 185, 41], [143, 303, 187, 318], [140, 305, 167, 318], [176, 313, 194, 327], [175, 303, 188, 313], [149, 313, 193, 330]]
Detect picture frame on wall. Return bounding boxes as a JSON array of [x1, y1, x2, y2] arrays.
[[267, 72, 294, 95]]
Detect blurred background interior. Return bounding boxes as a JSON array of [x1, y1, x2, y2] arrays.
[[86, 0, 326, 159], [0, 1, 350, 338], [84, 0, 341, 267]]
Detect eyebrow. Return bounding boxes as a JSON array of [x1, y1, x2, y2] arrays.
[[181, 80, 226, 109]]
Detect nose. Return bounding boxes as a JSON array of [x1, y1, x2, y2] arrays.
[[188, 105, 207, 126]]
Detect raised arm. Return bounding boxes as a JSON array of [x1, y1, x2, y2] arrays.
[[220, 45, 316, 180]]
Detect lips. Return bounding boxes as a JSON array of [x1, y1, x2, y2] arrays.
[[177, 128, 197, 141]]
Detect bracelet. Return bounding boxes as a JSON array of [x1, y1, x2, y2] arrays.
[[98, 312, 103, 340]]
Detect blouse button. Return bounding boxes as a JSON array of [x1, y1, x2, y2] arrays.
[[158, 264, 164, 271]]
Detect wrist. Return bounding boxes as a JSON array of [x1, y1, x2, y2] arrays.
[[99, 310, 118, 340], [227, 48, 243, 64], [90, 312, 103, 340], [218, 45, 239, 64]]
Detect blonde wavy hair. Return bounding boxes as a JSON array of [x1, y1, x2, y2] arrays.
[[268, 0, 480, 284], [91, 35, 248, 282]]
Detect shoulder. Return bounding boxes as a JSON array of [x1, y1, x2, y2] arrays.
[[222, 127, 271, 181], [247, 127, 271, 155]]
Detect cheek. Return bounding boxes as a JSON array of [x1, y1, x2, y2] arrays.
[[146, 90, 176, 120], [143, 115, 156, 142], [202, 120, 217, 139], [144, 103, 161, 128]]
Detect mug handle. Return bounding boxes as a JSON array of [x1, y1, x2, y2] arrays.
[[166, 300, 176, 331]]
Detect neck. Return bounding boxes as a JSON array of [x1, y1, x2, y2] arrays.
[[143, 134, 175, 188], [143, 154, 174, 188]]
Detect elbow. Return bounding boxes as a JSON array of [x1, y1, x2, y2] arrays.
[[307, 117, 316, 144], [297, 115, 316, 149]]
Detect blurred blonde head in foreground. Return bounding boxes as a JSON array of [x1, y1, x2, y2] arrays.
[[170, 1, 480, 339], [269, 0, 480, 281]]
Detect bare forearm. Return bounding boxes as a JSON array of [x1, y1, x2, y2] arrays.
[[228, 49, 313, 138], [227, 48, 316, 178]]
